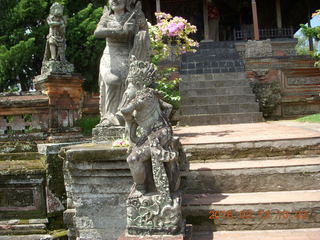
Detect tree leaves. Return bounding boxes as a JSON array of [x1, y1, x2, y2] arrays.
[[0, 0, 106, 92]]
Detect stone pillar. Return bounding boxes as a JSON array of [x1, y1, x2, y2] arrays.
[[156, 0, 161, 12], [251, 0, 260, 40], [60, 144, 132, 240], [276, 0, 282, 29], [203, 0, 209, 40], [34, 73, 84, 141]]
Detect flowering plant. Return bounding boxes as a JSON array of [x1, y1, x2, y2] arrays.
[[148, 12, 199, 64], [112, 137, 129, 147]]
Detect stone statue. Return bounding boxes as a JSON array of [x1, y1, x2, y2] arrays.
[[41, 2, 74, 75], [120, 57, 188, 236], [94, 0, 150, 127]]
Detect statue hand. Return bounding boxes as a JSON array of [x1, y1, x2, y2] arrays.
[[123, 22, 135, 33]]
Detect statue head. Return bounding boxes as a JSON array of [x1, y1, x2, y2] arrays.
[[50, 2, 64, 17], [110, 0, 133, 13], [127, 56, 157, 89]]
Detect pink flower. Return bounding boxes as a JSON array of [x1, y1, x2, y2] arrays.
[[167, 22, 179, 36], [177, 22, 185, 30]]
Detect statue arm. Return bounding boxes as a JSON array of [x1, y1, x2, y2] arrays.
[[47, 16, 63, 27]]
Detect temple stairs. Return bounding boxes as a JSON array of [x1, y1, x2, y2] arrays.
[[179, 41, 263, 126], [179, 127, 320, 239]]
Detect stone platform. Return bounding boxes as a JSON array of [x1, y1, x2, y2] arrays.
[[174, 120, 320, 146], [173, 120, 320, 238], [59, 120, 320, 239]]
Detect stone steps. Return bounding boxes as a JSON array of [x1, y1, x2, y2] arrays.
[[0, 152, 42, 161], [180, 103, 260, 115], [0, 141, 38, 153], [181, 95, 257, 106], [181, 86, 254, 97], [180, 79, 250, 90], [182, 73, 247, 81], [179, 112, 263, 126], [0, 219, 48, 236], [0, 159, 46, 175], [192, 228, 320, 240], [182, 190, 320, 232], [181, 137, 320, 162], [179, 41, 262, 126], [182, 156, 320, 194]]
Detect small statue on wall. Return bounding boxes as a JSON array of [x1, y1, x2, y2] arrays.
[[40, 2, 74, 75], [120, 57, 188, 236], [44, 2, 66, 62]]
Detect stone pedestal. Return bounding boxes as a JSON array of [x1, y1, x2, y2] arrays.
[[92, 126, 125, 143], [34, 73, 84, 140], [60, 143, 132, 240]]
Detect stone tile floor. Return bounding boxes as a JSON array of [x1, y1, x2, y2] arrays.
[[174, 120, 320, 145]]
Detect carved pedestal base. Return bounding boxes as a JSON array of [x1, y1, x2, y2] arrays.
[[126, 192, 182, 236], [40, 60, 74, 76], [92, 126, 125, 143], [118, 224, 192, 240]]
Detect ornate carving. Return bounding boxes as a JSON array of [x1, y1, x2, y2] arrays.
[[120, 57, 187, 236]]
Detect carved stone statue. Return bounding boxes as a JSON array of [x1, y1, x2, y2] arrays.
[[41, 2, 74, 75], [94, 0, 150, 127], [120, 57, 188, 236]]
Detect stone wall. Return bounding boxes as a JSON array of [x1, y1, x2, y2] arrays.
[[245, 56, 320, 118], [0, 92, 49, 141], [60, 143, 132, 240], [235, 39, 298, 59]]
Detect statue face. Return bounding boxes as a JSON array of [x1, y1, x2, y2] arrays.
[[124, 83, 137, 100], [110, 0, 126, 12]]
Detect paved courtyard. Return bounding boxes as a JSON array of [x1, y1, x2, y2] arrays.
[[174, 120, 320, 145]]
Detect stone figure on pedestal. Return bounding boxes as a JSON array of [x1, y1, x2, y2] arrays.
[[94, 0, 150, 128], [119, 57, 188, 236], [40, 2, 74, 76]]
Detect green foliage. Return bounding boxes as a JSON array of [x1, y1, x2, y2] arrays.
[[295, 36, 313, 56], [66, 4, 105, 92], [155, 67, 181, 110], [0, 0, 106, 92], [299, 10, 320, 67], [296, 113, 320, 123], [0, 38, 36, 91], [77, 115, 100, 136]]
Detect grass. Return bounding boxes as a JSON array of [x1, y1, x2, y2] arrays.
[[77, 115, 100, 136], [295, 113, 320, 123]]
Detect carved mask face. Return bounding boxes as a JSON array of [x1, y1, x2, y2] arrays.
[[110, 0, 126, 12]]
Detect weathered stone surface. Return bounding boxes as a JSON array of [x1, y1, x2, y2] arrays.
[[0, 174, 46, 219], [246, 56, 320, 118], [92, 126, 125, 143], [41, 61, 74, 76], [60, 143, 131, 240], [245, 39, 272, 58], [183, 157, 320, 194], [183, 190, 320, 231]]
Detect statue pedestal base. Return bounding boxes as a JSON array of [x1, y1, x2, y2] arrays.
[[118, 225, 192, 240], [92, 126, 125, 143], [33, 73, 84, 141]]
